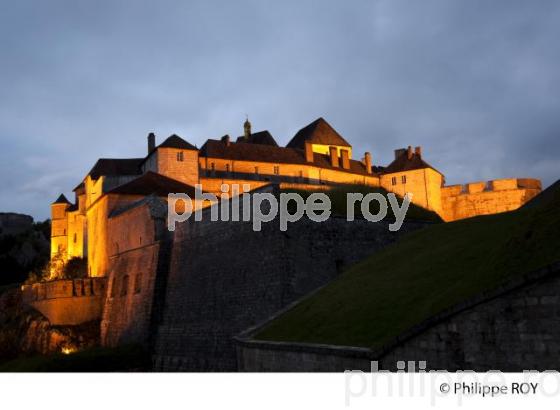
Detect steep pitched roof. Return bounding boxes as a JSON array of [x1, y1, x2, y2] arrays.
[[52, 194, 71, 205], [382, 151, 441, 175], [236, 130, 279, 147], [157, 134, 197, 151], [88, 158, 143, 179], [107, 171, 199, 197], [286, 117, 351, 149], [199, 139, 374, 176]]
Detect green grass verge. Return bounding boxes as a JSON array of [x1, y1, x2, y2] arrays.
[[256, 184, 560, 349], [0, 345, 150, 372]]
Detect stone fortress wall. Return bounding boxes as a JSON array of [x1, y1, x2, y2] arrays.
[[441, 178, 541, 221], [149, 186, 429, 371], [21, 278, 107, 326]]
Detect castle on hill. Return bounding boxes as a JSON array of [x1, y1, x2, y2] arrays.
[[23, 116, 543, 368], [50, 116, 541, 276]]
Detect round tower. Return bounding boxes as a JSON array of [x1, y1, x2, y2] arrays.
[[51, 194, 70, 259]]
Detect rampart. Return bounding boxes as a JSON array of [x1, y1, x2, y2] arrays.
[[441, 178, 541, 221], [21, 278, 107, 325], [152, 186, 430, 371]]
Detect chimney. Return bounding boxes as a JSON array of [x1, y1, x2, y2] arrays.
[[407, 146, 413, 160], [148, 133, 156, 154], [329, 146, 339, 167], [394, 148, 406, 159], [414, 146, 422, 158], [340, 149, 350, 170], [304, 142, 314, 162], [363, 152, 372, 174]]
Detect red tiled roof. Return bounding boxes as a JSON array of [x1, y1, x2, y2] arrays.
[[199, 139, 375, 176], [88, 158, 143, 179], [382, 152, 441, 175], [52, 194, 71, 205], [107, 171, 199, 196], [286, 117, 351, 149], [157, 134, 197, 151], [236, 130, 279, 147]]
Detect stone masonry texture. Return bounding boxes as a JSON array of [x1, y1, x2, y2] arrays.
[[152, 209, 426, 371]]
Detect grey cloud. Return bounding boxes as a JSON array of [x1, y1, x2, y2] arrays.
[[0, 0, 559, 219]]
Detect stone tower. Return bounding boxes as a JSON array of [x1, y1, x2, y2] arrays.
[[51, 194, 70, 259]]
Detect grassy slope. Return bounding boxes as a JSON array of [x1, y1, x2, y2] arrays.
[[256, 186, 560, 349]]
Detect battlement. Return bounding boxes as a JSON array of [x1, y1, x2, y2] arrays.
[[442, 178, 542, 198], [21, 278, 107, 325], [441, 178, 542, 221]]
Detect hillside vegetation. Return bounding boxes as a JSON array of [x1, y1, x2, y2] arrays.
[[257, 181, 560, 349]]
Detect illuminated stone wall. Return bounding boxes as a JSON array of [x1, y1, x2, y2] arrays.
[[100, 197, 171, 348], [199, 156, 378, 187], [157, 147, 200, 187], [441, 178, 541, 221], [380, 168, 444, 215], [21, 278, 107, 326]]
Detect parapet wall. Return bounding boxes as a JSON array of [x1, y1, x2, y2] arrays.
[[441, 178, 541, 221], [21, 278, 107, 325]]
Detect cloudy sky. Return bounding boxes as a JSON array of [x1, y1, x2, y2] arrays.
[[1, 0, 559, 220]]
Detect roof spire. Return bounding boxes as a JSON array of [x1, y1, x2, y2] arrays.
[[243, 115, 251, 140]]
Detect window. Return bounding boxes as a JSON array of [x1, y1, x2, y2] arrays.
[[211, 163, 215, 175], [254, 166, 259, 175], [274, 166, 280, 175], [225, 164, 230, 173], [401, 175, 407, 184], [134, 273, 142, 294], [121, 275, 129, 297], [73, 233, 77, 243], [391, 177, 397, 186], [177, 151, 184, 162]]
